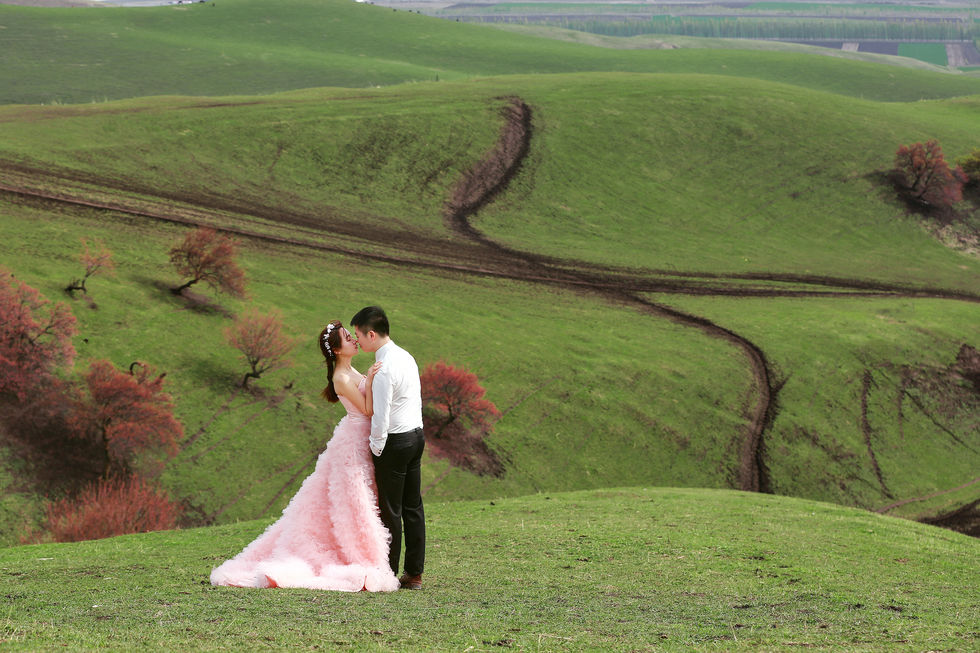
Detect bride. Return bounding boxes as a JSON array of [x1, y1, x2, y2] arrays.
[[210, 320, 400, 592]]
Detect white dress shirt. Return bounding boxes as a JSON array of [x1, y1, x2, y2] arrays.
[[370, 340, 423, 456]]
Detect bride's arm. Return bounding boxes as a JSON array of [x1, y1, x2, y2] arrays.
[[333, 363, 383, 416]]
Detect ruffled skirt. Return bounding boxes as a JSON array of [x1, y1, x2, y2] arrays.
[[210, 414, 399, 592]]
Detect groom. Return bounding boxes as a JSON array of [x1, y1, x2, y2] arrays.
[[351, 306, 426, 590]]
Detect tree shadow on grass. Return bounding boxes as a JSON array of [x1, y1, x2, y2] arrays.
[[182, 356, 241, 396], [183, 355, 291, 408], [0, 394, 103, 500], [135, 276, 235, 318], [866, 170, 980, 254], [63, 290, 100, 311], [866, 170, 957, 223]]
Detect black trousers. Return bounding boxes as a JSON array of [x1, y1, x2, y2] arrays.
[[372, 428, 425, 576]]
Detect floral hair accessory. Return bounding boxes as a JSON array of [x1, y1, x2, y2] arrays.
[[323, 323, 337, 358]]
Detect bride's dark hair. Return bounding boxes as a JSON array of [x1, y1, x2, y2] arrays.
[[319, 320, 343, 402]]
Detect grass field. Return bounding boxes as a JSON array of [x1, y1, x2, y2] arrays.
[[1, 488, 978, 650], [897, 42, 949, 67], [467, 75, 980, 287], [1, 76, 977, 287], [646, 294, 980, 510]]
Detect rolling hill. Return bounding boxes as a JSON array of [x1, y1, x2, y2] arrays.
[[0, 0, 977, 551], [1, 75, 976, 539]]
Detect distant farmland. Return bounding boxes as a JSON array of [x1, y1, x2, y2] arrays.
[[784, 40, 980, 66], [416, 0, 980, 67]]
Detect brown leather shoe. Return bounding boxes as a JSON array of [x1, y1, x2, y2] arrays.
[[398, 573, 422, 590]]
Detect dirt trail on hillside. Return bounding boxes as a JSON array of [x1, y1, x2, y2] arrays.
[[876, 476, 980, 514], [443, 98, 776, 491], [860, 370, 893, 499], [3, 161, 977, 303]]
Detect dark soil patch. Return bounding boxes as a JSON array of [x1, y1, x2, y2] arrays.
[[876, 345, 980, 536], [899, 345, 980, 454], [953, 343, 980, 393], [921, 499, 980, 538]]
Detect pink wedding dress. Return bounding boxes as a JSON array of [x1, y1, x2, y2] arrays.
[[210, 377, 400, 592]]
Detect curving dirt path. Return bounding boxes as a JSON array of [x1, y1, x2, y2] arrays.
[[3, 161, 978, 304], [443, 98, 775, 491]]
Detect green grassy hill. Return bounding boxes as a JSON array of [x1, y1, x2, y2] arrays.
[[0, 0, 977, 557], [0, 73, 976, 542], [0, 182, 755, 528], [0, 488, 977, 650], [2, 76, 977, 287], [2, 0, 980, 104], [470, 74, 980, 287]]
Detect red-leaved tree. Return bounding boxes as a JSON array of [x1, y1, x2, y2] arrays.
[[420, 361, 503, 476], [894, 140, 968, 211], [224, 309, 296, 388], [65, 238, 116, 295], [41, 475, 179, 543], [168, 227, 246, 297], [70, 360, 183, 479], [0, 268, 76, 401]]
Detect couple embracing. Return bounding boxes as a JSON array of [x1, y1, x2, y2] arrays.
[[210, 306, 426, 592]]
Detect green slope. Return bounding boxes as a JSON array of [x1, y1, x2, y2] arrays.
[[0, 200, 754, 538], [1, 76, 977, 289], [471, 74, 980, 290], [647, 294, 980, 511], [0, 75, 976, 542], [2, 0, 980, 104], [0, 488, 977, 650]]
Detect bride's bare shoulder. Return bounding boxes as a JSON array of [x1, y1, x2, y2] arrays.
[[333, 368, 364, 392], [333, 369, 354, 388]]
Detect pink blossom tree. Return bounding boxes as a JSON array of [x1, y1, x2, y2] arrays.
[[0, 268, 76, 401], [169, 227, 246, 297], [224, 309, 295, 388], [65, 238, 116, 295]]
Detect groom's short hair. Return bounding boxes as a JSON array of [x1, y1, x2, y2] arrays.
[[351, 306, 390, 337]]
